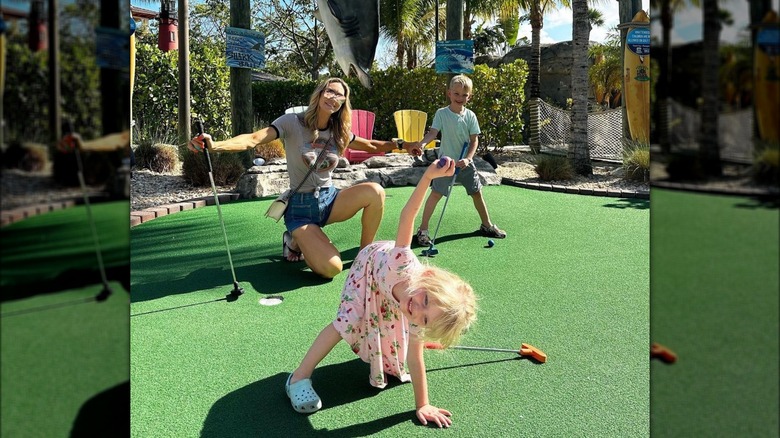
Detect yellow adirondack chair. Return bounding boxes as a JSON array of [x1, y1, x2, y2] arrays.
[[392, 110, 438, 153]]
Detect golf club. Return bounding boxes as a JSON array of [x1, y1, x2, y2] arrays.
[[651, 342, 677, 364], [422, 142, 469, 257], [194, 119, 244, 299], [425, 341, 548, 363], [62, 121, 112, 302]]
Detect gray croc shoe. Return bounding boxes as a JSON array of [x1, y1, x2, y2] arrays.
[[285, 373, 322, 414]]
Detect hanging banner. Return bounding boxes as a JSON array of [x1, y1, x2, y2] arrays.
[[96, 27, 130, 70], [226, 27, 265, 69], [435, 40, 474, 74]]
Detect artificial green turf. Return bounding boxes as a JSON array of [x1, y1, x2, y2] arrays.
[[1, 201, 130, 287], [0, 283, 130, 437], [650, 189, 779, 436], [130, 185, 650, 437], [1, 202, 130, 436]]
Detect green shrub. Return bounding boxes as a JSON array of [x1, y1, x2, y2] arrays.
[[534, 154, 574, 181], [622, 141, 650, 182], [181, 149, 246, 187], [753, 146, 779, 186]]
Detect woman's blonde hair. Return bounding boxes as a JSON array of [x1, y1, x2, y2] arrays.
[[406, 265, 478, 348], [302, 77, 353, 154]]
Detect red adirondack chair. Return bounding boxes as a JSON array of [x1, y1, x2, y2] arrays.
[[344, 109, 383, 164]]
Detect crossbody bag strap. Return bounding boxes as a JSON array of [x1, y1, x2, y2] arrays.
[[284, 146, 328, 200]]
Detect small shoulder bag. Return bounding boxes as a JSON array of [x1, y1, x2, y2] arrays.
[[264, 146, 328, 222]]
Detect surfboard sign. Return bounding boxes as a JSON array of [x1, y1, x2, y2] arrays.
[[623, 10, 651, 143]]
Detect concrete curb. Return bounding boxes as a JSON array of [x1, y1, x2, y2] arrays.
[[501, 178, 651, 200]]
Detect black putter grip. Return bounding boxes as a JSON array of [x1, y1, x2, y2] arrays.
[[194, 119, 213, 171]]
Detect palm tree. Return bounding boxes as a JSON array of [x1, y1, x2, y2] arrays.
[[698, 0, 722, 177], [380, 0, 441, 68], [569, 0, 592, 175], [651, 0, 695, 154], [524, 0, 569, 154]]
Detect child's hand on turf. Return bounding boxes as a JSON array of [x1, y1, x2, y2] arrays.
[[416, 404, 452, 428]]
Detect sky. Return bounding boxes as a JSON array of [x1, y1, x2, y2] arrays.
[[649, 0, 780, 45]]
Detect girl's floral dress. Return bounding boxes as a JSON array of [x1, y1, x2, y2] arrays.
[[332, 241, 421, 388]]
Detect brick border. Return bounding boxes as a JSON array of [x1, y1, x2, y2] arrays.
[[130, 193, 239, 227]]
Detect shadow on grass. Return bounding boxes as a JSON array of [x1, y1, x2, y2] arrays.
[[602, 198, 649, 210], [2, 266, 130, 303], [733, 195, 780, 210], [200, 359, 416, 437], [70, 381, 129, 437], [131, 246, 369, 303]]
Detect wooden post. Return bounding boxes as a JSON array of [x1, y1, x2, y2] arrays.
[[230, 0, 253, 139], [178, 0, 191, 146]]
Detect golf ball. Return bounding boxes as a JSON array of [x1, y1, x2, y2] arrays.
[[487, 239, 495, 247]]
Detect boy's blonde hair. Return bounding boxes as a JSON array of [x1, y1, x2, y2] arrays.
[[303, 77, 353, 154], [406, 265, 477, 348], [449, 74, 473, 93]]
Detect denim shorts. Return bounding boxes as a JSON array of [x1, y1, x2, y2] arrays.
[[284, 186, 340, 233], [431, 162, 482, 196]]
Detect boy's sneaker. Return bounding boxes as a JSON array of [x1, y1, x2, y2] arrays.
[[416, 229, 432, 246], [479, 224, 507, 239]]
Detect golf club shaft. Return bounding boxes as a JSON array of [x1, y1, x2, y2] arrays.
[[429, 142, 469, 245], [197, 121, 239, 285], [74, 147, 110, 288], [425, 342, 519, 354], [450, 345, 521, 354]]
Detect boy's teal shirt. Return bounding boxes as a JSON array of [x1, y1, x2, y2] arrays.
[[431, 106, 481, 158]]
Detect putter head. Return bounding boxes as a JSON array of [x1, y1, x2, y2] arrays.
[[94, 284, 113, 303], [230, 282, 245, 297], [519, 343, 547, 363], [651, 342, 677, 364]]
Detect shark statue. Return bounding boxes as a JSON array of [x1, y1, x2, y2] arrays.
[[315, 0, 380, 89]]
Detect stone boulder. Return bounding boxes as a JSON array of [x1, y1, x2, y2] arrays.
[[235, 154, 502, 199]]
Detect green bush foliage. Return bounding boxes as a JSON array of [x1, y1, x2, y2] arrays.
[[133, 22, 232, 142], [534, 154, 575, 181], [752, 145, 779, 186], [3, 0, 102, 144], [252, 62, 528, 150], [181, 149, 246, 187], [622, 141, 650, 182]]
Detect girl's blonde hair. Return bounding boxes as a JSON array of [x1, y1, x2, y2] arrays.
[[406, 265, 478, 348], [302, 77, 353, 154]]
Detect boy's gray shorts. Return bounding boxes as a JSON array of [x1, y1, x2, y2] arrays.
[[431, 163, 483, 196]]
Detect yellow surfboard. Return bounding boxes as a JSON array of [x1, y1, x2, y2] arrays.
[[754, 10, 779, 143], [624, 10, 651, 143]]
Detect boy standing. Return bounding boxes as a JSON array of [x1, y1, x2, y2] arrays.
[[408, 74, 507, 246]]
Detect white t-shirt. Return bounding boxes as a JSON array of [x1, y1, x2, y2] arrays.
[[272, 113, 341, 193]]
